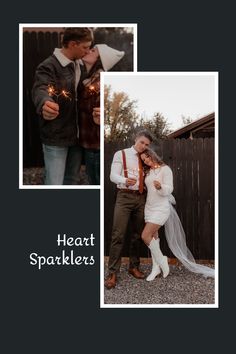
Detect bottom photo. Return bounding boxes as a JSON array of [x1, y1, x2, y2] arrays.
[[101, 72, 218, 308]]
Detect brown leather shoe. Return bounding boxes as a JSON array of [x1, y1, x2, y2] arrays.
[[128, 268, 145, 279], [104, 273, 117, 289]]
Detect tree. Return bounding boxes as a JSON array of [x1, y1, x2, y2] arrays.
[[104, 85, 139, 142], [104, 86, 173, 142], [181, 115, 193, 126], [138, 112, 172, 140]]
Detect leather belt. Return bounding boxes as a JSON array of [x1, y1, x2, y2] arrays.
[[118, 188, 143, 195]]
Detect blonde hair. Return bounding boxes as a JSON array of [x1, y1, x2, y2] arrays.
[[62, 28, 93, 47]]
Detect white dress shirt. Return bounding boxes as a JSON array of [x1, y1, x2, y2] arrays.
[[110, 146, 141, 190]]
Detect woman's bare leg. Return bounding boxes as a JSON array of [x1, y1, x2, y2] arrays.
[[141, 222, 161, 245]]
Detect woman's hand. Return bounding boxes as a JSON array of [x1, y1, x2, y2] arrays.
[[153, 180, 161, 190], [93, 107, 100, 125]]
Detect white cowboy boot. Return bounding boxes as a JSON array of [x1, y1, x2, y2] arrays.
[[146, 252, 161, 281], [148, 238, 169, 278], [146, 232, 161, 281]]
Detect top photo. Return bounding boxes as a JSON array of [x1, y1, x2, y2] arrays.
[[19, 23, 137, 189]]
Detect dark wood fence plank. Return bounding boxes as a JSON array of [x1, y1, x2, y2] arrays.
[[23, 31, 63, 167]]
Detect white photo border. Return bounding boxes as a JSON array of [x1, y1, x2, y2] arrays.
[[100, 71, 219, 309], [19, 23, 137, 189]]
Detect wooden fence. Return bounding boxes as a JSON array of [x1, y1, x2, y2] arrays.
[[104, 138, 214, 260], [23, 31, 63, 167]]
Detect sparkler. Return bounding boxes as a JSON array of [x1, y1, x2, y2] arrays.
[[127, 168, 140, 179], [47, 84, 72, 102], [88, 82, 100, 96], [125, 168, 139, 189], [88, 82, 100, 107]]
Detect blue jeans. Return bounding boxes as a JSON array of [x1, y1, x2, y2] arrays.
[[43, 144, 82, 185], [84, 149, 100, 185]]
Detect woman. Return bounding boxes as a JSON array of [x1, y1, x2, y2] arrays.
[[78, 44, 125, 184], [140, 148, 215, 281]]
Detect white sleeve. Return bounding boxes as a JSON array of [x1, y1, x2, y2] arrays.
[[157, 166, 173, 197], [110, 151, 127, 185]]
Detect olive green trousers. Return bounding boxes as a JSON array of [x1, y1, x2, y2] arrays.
[[108, 190, 146, 274]]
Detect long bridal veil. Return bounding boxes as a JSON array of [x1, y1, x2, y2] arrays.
[[164, 196, 215, 278]]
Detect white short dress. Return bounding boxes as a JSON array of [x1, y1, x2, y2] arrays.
[[144, 165, 174, 225]]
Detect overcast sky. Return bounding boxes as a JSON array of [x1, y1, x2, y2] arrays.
[[103, 73, 217, 130]]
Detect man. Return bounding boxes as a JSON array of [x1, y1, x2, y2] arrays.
[[32, 27, 93, 185], [105, 130, 153, 289]]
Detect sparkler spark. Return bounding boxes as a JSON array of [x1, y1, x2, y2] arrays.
[[61, 89, 72, 100], [47, 85, 72, 101], [128, 168, 139, 178], [88, 83, 100, 95], [48, 85, 56, 97]]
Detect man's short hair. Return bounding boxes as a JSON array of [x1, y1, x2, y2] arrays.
[[135, 129, 154, 143], [62, 28, 93, 47]]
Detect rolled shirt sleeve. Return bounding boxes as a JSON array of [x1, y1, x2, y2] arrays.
[[110, 151, 127, 185]]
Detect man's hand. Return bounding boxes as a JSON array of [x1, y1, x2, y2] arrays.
[[126, 178, 137, 187], [93, 107, 100, 125], [42, 100, 59, 120]]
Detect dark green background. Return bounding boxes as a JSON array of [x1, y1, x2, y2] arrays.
[[2, 1, 233, 353]]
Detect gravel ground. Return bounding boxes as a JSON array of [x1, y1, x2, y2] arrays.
[[23, 166, 89, 185], [104, 263, 215, 305]]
